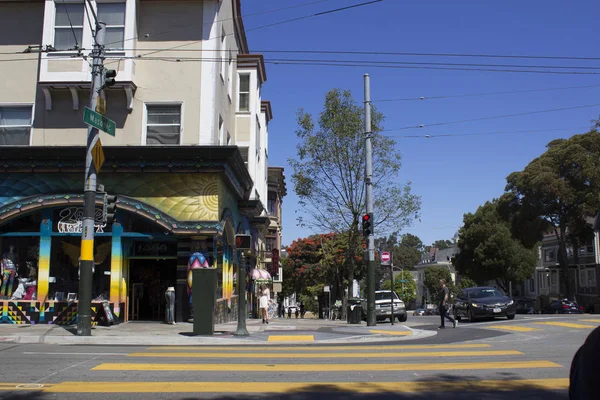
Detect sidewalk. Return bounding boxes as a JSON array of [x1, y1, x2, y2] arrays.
[[0, 317, 436, 345]]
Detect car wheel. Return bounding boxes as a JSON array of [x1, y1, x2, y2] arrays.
[[468, 308, 477, 322], [507, 314, 515, 320], [398, 313, 407, 322]]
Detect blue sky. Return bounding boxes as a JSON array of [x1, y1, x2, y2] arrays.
[[242, 0, 600, 247]]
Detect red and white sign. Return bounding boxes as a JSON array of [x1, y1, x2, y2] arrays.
[[381, 252, 391, 262]]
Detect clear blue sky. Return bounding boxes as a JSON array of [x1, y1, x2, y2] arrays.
[[242, 0, 600, 247]]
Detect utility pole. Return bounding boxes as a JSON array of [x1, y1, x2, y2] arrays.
[[364, 73, 376, 327], [234, 251, 249, 336], [77, 19, 106, 336]]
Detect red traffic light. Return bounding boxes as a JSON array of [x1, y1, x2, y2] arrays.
[[362, 214, 371, 222]]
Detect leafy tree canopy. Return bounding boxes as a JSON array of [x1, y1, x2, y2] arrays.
[[380, 269, 417, 303], [290, 89, 421, 296], [423, 267, 456, 303], [453, 200, 537, 292]]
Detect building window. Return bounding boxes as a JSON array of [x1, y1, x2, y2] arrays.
[[238, 74, 250, 112], [544, 250, 555, 262], [97, 2, 126, 50], [580, 269, 587, 288], [267, 198, 276, 215], [587, 246, 594, 254], [266, 237, 276, 253], [588, 269, 596, 288], [255, 117, 260, 155], [145, 105, 181, 145], [550, 270, 557, 285], [0, 106, 32, 145], [54, 3, 84, 49]]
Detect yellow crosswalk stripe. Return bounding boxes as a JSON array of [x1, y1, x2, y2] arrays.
[[146, 343, 492, 351], [369, 329, 412, 335], [36, 378, 569, 393], [93, 360, 560, 372], [267, 335, 314, 342], [534, 321, 596, 329], [487, 325, 540, 332], [579, 319, 600, 323], [127, 350, 523, 358]]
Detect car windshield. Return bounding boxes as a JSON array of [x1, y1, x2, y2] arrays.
[[375, 292, 399, 301], [470, 288, 504, 298]]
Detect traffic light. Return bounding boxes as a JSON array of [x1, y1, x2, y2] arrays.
[[103, 69, 117, 87], [103, 194, 117, 224], [362, 213, 373, 236]]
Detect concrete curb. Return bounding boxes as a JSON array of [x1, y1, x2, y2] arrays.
[[0, 327, 436, 346]]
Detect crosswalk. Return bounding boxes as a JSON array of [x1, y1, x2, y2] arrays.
[[2, 341, 571, 397], [485, 318, 599, 333]]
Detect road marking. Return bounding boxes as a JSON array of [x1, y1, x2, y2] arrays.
[[93, 360, 560, 372], [23, 352, 129, 356], [267, 335, 314, 342], [579, 319, 600, 323], [127, 350, 523, 358], [486, 325, 541, 332], [35, 378, 569, 393], [146, 343, 492, 351], [369, 330, 412, 335], [534, 321, 596, 329]]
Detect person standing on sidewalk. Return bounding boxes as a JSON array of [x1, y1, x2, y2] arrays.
[[259, 284, 270, 324], [165, 286, 176, 325], [438, 279, 457, 329]]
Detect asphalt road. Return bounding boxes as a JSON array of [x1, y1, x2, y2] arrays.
[[0, 314, 597, 399]]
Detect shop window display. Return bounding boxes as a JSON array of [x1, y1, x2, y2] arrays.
[[49, 236, 111, 301], [0, 238, 40, 300]]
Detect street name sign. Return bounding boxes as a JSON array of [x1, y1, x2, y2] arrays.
[[84, 107, 115, 136]]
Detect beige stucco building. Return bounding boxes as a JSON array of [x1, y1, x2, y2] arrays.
[[0, 0, 285, 325]]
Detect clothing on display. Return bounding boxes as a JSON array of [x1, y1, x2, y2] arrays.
[[1, 245, 19, 298], [165, 286, 176, 325]]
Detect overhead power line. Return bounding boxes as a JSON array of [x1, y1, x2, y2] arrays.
[[373, 84, 600, 102], [386, 126, 593, 139], [385, 104, 600, 132]]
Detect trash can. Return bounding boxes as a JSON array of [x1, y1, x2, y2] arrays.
[[347, 298, 362, 324]]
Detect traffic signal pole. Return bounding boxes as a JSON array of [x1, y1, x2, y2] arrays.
[[364, 74, 376, 327], [77, 21, 106, 336]]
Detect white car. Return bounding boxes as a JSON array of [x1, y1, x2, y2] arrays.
[[362, 290, 407, 322]]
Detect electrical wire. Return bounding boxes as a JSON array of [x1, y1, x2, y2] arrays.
[[373, 84, 600, 102], [386, 126, 593, 139], [384, 104, 600, 132]]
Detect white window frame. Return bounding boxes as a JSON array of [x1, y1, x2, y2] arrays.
[[142, 102, 184, 145], [0, 104, 34, 146], [53, 1, 85, 51], [238, 73, 250, 112], [96, 1, 127, 51]]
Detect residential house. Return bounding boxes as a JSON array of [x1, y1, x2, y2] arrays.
[[414, 245, 459, 307], [0, 0, 281, 325]]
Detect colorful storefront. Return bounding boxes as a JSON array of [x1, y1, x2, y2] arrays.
[[0, 146, 260, 324]]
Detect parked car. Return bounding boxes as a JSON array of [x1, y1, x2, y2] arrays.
[[542, 299, 584, 314], [453, 286, 516, 322], [413, 308, 426, 316], [362, 290, 407, 322], [515, 298, 535, 314]]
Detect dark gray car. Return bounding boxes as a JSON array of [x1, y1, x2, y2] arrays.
[[453, 286, 516, 322]]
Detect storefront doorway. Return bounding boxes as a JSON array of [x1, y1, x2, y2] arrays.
[[128, 258, 176, 321]]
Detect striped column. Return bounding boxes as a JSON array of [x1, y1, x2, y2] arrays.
[[37, 210, 52, 301], [110, 223, 123, 316]]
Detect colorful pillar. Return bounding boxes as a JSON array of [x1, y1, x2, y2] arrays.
[[110, 223, 123, 316], [37, 210, 52, 301], [222, 246, 233, 306]]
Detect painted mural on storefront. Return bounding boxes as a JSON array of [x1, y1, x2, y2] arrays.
[[0, 168, 249, 324]]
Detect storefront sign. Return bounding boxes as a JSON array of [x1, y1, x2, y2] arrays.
[[132, 241, 176, 257], [57, 207, 106, 233]]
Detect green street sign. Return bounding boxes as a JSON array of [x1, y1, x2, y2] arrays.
[[84, 107, 115, 136], [398, 280, 408, 283]]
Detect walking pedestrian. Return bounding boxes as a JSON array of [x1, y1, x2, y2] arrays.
[[164, 286, 176, 325], [438, 279, 457, 329], [300, 302, 305, 319], [287, 306, 292, 319], [259, 284, 270, 324]]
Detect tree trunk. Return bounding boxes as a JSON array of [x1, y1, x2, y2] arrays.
[[558, 227, 571, 299]]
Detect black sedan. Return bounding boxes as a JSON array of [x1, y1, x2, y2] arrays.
[[542, 299, 584, 314], [453, 287, 516, 322]]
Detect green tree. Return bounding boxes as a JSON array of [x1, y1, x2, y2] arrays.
[[503, 131, 600, 297], [453, 201, 537, 293], [381, 269, 417, 303], [424, 267, 455, 303], [394, 234, 423, 270], [290, 89, 421, 297], [432, 239, 453, 250], [458, 276, 478, 290]]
